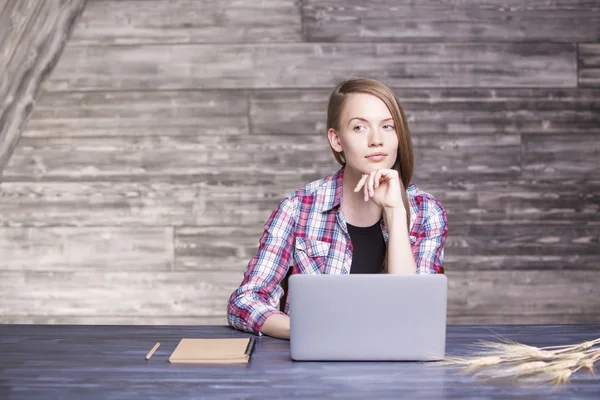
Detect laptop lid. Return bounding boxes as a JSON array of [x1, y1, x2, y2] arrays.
[[288, 274, 448, 361]]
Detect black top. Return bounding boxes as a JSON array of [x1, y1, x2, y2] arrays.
[[347, 220, 386, 274]]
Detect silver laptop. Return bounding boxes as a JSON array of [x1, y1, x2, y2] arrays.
[[288, 274, 447, 361]]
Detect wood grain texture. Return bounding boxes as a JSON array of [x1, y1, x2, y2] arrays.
[[44, 42, 577, 90], [1, 325, 600, 399], [12, 131, 590, 221], [1, 179, 597, 229], [412, 133, 522, 183], [250, 88, 600, 135], [465, 180, 600, 220], [522, 133, 599, 179], [437, 180, 600, 225], [34, 87, 600, 139], [2, 133, 516, 185], [0, 227, 173, 271], [0, 271, 242, 319], [2, 135, 337, 181], [0, 0, 36, 79], [0, 0, 86, 177], [446, 270, 600, 323], [579, 43, 600, 87], [0, 181, 297, 228], [12, 129, 594, 197], [0, 0, 49, 101], [0, 270, 598, 323], [303, 0, 600, 42], [445, 255, 600, 273], [446, 222, 599, 263], [2, 0, 598, 326], [70, 0, 302, 44], [250, 89, 329, 134], [181, 223, 600, 273], [22, 90, 249, 137], [175, 226, 259, 271]]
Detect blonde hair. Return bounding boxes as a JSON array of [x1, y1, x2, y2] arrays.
[[326, 77, 414, 230]]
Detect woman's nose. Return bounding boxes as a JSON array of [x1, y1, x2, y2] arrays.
[[369, 129, 383, 147]]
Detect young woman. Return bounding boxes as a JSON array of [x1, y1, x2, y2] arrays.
[[227, 78, 448, 339]]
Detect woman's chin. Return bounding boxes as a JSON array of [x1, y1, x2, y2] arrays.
[[356, 163, 395, 175]]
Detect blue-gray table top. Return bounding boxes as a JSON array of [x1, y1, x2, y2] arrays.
[[1, 324, 599, 399]]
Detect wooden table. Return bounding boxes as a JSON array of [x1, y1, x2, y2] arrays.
[[1, 324, 599, 399]]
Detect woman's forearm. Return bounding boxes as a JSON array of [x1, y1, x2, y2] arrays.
[[384, 207, 417, 274], [261, 313, 291, 339]]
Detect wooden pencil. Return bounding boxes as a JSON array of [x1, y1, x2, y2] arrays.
[[145, 342, 160, 360]]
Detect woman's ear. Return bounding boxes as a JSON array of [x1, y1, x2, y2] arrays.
[[327, 128, 343, 153]]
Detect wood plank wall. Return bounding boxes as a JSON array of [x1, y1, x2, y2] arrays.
[[0, 0, 599, 325], [0, 0, 86, 175]]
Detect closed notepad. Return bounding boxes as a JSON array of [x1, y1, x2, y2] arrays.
[[168, 338, 255, 364]]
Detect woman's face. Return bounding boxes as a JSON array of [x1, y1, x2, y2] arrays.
[[328, 93, 399, 175]]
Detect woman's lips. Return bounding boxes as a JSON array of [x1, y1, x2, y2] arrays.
[[365, 153, 387, 161]]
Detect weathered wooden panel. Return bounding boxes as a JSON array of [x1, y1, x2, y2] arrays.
[[1, 179, 597, 229], [446, 270, 600, 323], [0, 181, 297, 228], [448, 314, 600, 325], [446, 222, 599, 257], [250, 88, 600, 135], [0, 227, 173, 271], [44, 42, 576, 90], [0, 0, 36, 79], [0, 0, 53, 101], [303, 0, 600, 42], [0, 271, 242, 319], [522, 133, 599, 179], [3, 326, 600, 400], [70, 0, 301, 45], [579, 43, 600, 87], [250, 89, 328, 134], [445, 254, 599, 272], [463, 180, 600, 223], [5, 133, 524, 184], [175, 226, 259, 271], [176, 223, 600, 273], [0, 0, 86, 176], [438, 179, 600, 228], [3, 135, 336, 181], [33, 87, 598, 139], [23, 90, 249, 137], [413, 133, 521, 182], [1, 270, 598, 323], [1, 0, 597, 327]]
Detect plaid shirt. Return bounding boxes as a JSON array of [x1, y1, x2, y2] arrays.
[[227, 168, 448, 335]]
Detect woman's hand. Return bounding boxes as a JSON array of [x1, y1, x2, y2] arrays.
[[354, 168, 405, 211]]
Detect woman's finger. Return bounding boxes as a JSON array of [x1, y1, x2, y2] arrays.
[[368, 170, 377, 197], [381, 169, 398, 182], [374, 169, 383, 189], [354, 174, 368, 192], [364, 172, 374, 201]]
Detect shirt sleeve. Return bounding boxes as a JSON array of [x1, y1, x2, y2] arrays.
[[414, 198, 448, 274], [227, 196, 297, 335]]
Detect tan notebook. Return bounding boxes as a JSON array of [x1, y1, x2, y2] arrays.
[[168, 338, 256, 364]]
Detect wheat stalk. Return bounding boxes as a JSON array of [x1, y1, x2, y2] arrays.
[[438, 336, 600, 385], [541, 338, 600, 353]]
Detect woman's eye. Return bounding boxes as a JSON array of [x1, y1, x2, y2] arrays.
[[353, 125, 366, 132], [383, 124, 395, 130]]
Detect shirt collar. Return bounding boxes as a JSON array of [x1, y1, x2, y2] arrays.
[[315, 167, 345, 213]]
